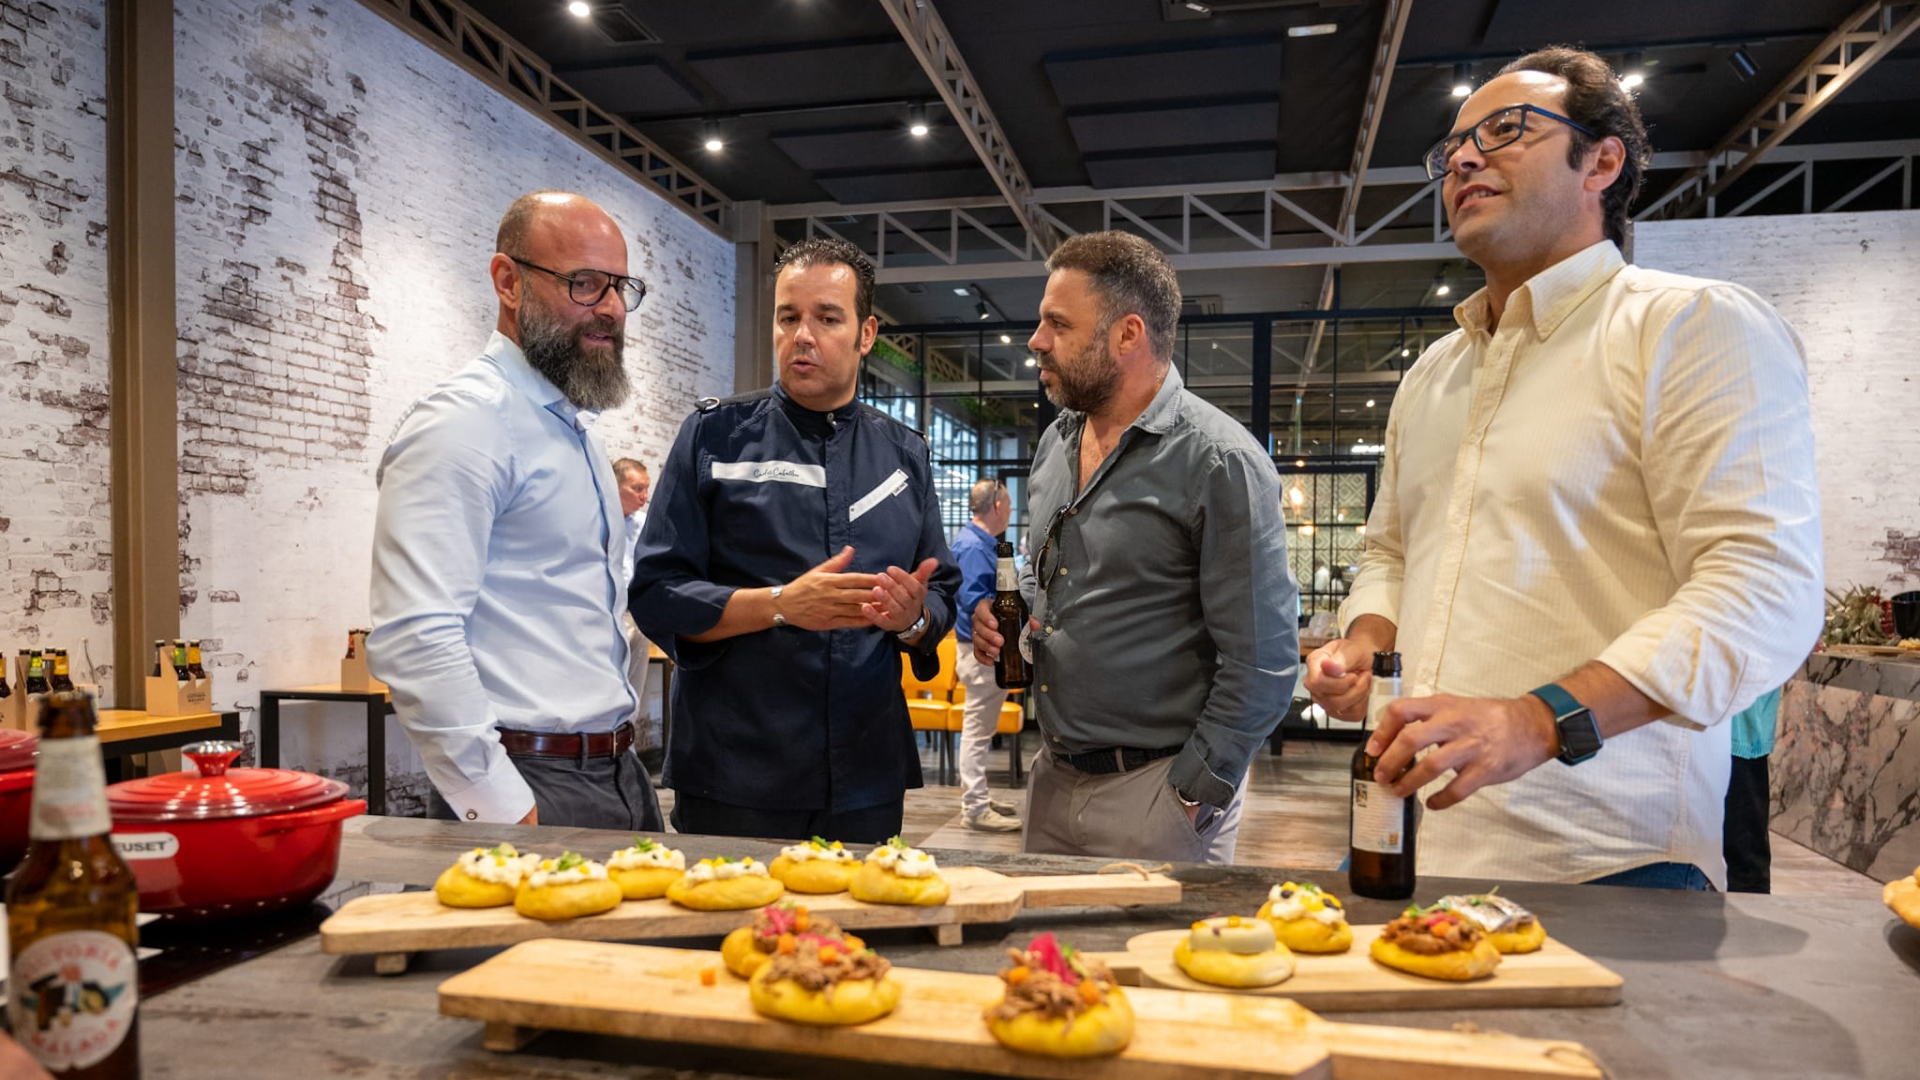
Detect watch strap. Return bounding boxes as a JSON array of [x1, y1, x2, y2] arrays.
[[1529, 682, 1582, 720], [1529, 682, 1602, 765]]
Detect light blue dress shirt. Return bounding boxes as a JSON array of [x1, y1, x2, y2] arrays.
[[368, 331, 636, 823]]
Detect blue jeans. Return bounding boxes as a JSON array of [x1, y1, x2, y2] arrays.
[[1586, 862, 1713, 890]]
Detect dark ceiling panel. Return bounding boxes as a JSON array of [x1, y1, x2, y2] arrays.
[[816, 167, 997, 205], [770, 127, 977, 173], [558, 61, 703, 116], [688, 41, 925, 105], [1084, 146, 1279, 189], [1043, 39, 1286, 110], [1068, 100, 1279, 154]]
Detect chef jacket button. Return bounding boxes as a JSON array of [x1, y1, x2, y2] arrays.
[[465, 810, 478, 821]]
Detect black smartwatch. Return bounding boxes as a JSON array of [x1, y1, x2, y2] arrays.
[[1528, 683, 1603, 766]]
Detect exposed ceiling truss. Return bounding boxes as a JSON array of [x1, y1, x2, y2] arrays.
[[778, 138, 1920, 283], [875, 0, 1060, 256], [352, 0, 730, 234], [1306, 0, 1415, 373], [1648, 0, 1920, 221]]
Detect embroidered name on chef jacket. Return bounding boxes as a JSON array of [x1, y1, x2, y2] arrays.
[[712, 460, 827, 487]]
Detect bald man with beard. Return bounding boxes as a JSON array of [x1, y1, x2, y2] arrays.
[[369, 190, 664, 831]]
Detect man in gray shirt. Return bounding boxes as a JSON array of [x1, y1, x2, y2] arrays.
[[971, 231, 1297, 864]]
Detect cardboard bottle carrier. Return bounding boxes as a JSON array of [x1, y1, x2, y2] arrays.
[[145, 669, 214, 717], [3, 652, 43, 732]]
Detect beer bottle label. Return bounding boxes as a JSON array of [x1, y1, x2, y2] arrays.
[[27, 735, 113, 840], [1351, 779, 1406, 854], [1017, 620, 1034, 664], [996, 558, 1018, 591], [7, 929, 139, 1071]]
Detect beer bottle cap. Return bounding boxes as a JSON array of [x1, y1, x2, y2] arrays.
[[1371, 651, 1402, 677], [995, 540, 1014, 556]]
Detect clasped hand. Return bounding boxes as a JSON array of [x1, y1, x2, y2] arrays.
[[777, 546, 938, 635]]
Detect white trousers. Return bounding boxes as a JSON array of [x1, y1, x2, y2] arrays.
[[954, 649, 1009, 816]]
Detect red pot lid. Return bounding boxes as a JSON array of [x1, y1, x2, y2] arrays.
[[107, 741, 348, 822], [0, 729, 36, 774]]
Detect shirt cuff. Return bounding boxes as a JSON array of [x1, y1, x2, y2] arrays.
[[439, 757, 538, 824], [1167, 744, 1237, 808], [1337, 587, 1397, 637], [1594, 615, 1746, 731]]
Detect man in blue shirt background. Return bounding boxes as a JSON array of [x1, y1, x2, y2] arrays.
[[370, 190, 662, 831], [951, 479, 1023, 832]]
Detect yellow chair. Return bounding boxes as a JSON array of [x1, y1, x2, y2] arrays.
[[902, 634, 961, 783], [949, 680, 1028, 784]]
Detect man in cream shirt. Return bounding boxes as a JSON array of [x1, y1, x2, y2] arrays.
[[1303, 47, 1822, 890]]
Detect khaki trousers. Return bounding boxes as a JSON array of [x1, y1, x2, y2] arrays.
[[1021, 749, 1245, 865]]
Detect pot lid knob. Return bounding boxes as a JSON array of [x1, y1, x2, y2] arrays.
[[182, 740, 244, 777]]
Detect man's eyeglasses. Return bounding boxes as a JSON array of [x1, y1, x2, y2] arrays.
[[1033, 504, 1071, 584], [1422, 104, 1599, 181], [511, 257, 648, 311]]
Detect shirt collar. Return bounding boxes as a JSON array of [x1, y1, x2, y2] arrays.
[[1453, 240, 1624, 342], [483, 330, 596, 430], [772, 380, 861, 435]]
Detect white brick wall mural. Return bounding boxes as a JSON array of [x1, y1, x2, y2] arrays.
[[1636, 210, 1920, 598], [0, 1, 113, 700], [166, 0, 734, 810]]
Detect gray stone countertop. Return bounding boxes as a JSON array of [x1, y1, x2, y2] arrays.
[[1799, 648, 1920, 702], [135, 816, 1920, 1080]]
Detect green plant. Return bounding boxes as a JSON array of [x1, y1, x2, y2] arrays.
[[1822, 585, 1893, 646]]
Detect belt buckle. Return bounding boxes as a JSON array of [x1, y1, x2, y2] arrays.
[[1111, 748, 1127, 773]]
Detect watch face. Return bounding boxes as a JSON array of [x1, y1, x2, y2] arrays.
[[1557, 709, 1603, 763]]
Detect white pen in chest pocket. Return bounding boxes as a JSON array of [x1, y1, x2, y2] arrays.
[[848, 469, 909, 522]]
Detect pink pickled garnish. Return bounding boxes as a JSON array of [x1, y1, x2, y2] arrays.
[[1026, 933, 1076, 983], [762, 904, 797, 934]]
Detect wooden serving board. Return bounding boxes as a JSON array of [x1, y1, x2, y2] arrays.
[[321, 865, 1179, 972], [438, 939, 1604, 1080], [1088, 927, 1621, 1011]]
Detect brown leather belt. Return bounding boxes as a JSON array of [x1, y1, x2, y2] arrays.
[[497, 721, 635, 759]]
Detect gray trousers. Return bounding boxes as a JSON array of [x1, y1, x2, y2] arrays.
[[1021, 750, 1245, 865], [427, 746, 664, 832]]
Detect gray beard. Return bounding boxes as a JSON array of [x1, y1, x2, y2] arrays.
[[520, 299, 630, 412]]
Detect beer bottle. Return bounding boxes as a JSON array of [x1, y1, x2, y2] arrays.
[[5, 690, 142, 1077], [150, 641, 166, 679], [186, 641, 206, 680], [0, 658, 11, 699], [344, 629, 357, 660], [26, 650, 50, 696], [170, 641, 189, 684], [990, 541, 1032, 689], [1348, 651, 1417, 900], [51, 649, 75, 692]]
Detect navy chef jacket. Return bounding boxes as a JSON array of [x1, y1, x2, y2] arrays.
[[631, 383, 961, 813]]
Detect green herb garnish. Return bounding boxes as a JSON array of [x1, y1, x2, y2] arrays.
[[553, 851, 587, 872]]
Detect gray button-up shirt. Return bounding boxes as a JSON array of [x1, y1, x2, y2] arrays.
[[1021, 365, 1298, 807]]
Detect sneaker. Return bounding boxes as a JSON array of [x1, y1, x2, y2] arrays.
[[989, 799, 1017, 816], [966, 808, 1023, 832]]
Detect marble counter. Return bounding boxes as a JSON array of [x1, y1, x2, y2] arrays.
[[1773, 649, 1920, 882]]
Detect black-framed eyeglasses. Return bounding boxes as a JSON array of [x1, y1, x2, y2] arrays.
[[1422, 104, 1599, 180], [1033, 504, 1071, 584], [511, 257, 648, 311]]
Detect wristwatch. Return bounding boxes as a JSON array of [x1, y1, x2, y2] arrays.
[[1528, 683, 1603, 765], [769, 584, 787, 628], [896, 605, 930, 642]]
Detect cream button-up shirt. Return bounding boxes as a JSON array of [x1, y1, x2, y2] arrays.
[[1340, 241, 1823, 889]]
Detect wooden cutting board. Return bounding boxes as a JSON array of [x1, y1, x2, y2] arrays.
[[321, 865, 1179, 972], [438, 939, 1604, 1080], [1088, 927, 1621, 1011]]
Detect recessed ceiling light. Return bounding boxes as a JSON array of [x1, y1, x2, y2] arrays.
[[1620, 72, 1644, 89], [1183, 2, 1210, 13], [910, 121, 929, 137], [1401, 346, 1411, 357], [909, 103, 929, 138], [1365, 399, 1376, 408], [1450, 62, 1472, 97], [567, 1, 591, 18], [1289, 22, 1337, 37], [1294, 459, 1305, 468], [1435, 283, 1451, 297], [975, 302, 991, 320], [999, 333, 1012, 344], [953, 287, 970, 296], [1024, 356, 1037, 368]]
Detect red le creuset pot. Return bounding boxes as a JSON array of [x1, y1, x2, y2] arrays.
[[106, 740, 367, 919], [0, 728, 37, 875]]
